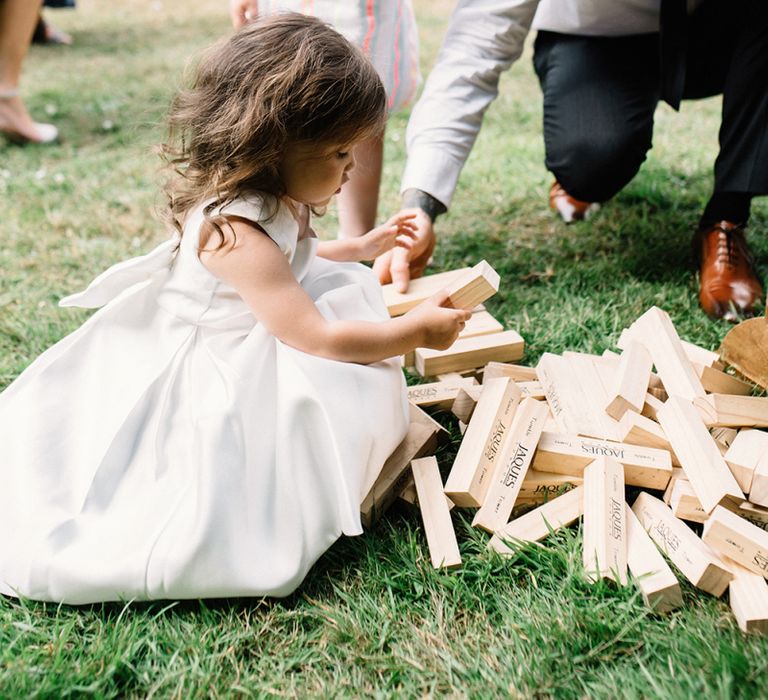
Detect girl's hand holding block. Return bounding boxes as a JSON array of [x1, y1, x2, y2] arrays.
[[317, 212, 418, 262]]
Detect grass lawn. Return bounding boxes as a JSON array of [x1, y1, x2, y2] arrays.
[[2, 0, 767, 696]]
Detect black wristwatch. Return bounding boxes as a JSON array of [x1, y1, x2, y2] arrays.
[[402, 188, 447, 223]]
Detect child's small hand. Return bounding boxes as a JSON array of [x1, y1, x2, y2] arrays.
[[405, 290, 472, 350], [356, 212, 418, 261]]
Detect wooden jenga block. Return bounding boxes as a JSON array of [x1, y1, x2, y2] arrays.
[[411, 456, 462, 569], [724, 556, 768, 634], [517, 381, 545, 400], [670, 479, 708, 524], [444, 378, 522, 507], [724, 429, 768, 494], [641, 392, 666, 422], [450, 384, 483, 423], [536, 353, 591, 436], [657, 396, 744, 514], [663, 467, 687, 504], [415, 331, 524, 377], [472, 398, 549, 533], [726, 501, 768, 532], [624, 307, 706, 401], [397, 474, 455, 511], [680, 338, 724, 370], [383, 267, 470, 317], [702, 505, 768, 579], [407, 377, 478, 410], [483, 362, 538, 383], [442, 260, 500, 310], [618, 410, 680, 466], [517, 471, 583, 503], [488, 487, 584, 554], [563, 351, 622, 440], [694, 364, 753, 396], [625, 505, 683, 612], [631, 492, 733, 597], [711, 427, 738, 453], [694, 394, 768, 429], [459, 309, 504, 339], [751, 455, 768, 509], [582, 457, 628, 584], [605, 341, 654, 420], [532, 432, 673, 489], [360, 405, 440, 527]]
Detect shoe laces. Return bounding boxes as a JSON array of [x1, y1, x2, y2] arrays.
[[712, 223, 751, 270]]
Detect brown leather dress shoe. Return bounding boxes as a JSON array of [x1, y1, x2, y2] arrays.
[[549, 181, 599, 223], [696, 221, 764, 322]]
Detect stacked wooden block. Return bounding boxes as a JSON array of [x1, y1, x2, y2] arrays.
[[362, 263, 768, 634]]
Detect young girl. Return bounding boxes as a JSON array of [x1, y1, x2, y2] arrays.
[[0, 14, 469, 604], [229, 0, 420, 239]]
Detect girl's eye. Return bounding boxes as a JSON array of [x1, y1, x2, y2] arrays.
[[336, 151, 349, 160]]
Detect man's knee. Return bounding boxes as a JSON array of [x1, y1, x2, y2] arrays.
[[546, 130, 651, 203]]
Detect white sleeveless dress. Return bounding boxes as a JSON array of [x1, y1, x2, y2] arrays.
[[0, 194, 409, 604]]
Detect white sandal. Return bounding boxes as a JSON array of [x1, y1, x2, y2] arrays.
[[0, 88, 59, 144]]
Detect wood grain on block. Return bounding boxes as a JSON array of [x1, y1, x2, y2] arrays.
[[360, 405, 439, 527], [451, 384, 483, 423], [641, 392, 666, 422], [670, 479, 708, 524], [583, 457, 628, 584], [694, 363, 753, 396], [383, 267, 470, 317], [411, 456, 462, 569], [563, 351, 622, 440], [484, 362, 538, 383], [517, 381, 545, 399], [657, 396, 744, 514], [618, 410, 680, 466], [518, 471, 583, 502], [605, 341, 653, 420], [443, 260, 500, 310], [711, 427, 739, 454], [631, 492, 733, 597], [532, 432, 673, 489], [626, 307, 706, 401], [473, 398, 549, 533], [702, 506, 768, 579], [459, 309, 504, 339], [407, 377, 478, 410], [488, 486, 584, 554], [694, 394, 768, 428], [444, 378, 522, 507], [725, 556, 768, 634], [415, 330, 525, 377], [626, 505, 683, 612], [724, 429, 768, 494], [751, 453, 768, 509]]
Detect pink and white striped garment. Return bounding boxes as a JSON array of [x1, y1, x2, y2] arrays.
[[258, 0, 420, 111]]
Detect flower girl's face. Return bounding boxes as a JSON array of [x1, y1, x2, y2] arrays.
[[279, 141, 356, 207]]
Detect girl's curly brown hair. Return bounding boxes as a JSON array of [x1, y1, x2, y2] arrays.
[[161, 12, 387, 240]]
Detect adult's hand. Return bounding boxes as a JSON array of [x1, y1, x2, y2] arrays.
[[373, 207, 435, 293], [229, 0, 259, 29]]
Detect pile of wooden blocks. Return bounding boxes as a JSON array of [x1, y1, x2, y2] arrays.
[[360, 261, 768, 635]]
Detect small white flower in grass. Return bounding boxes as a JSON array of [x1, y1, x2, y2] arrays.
[[35, 168, 47, 181], [102, 120, 115, 132], [131, 237, 141, 249], [53, 173, 65, 185], [45, 104, 58, 117]]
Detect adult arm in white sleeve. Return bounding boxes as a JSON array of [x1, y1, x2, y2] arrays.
[[401, 0, 541, 209]]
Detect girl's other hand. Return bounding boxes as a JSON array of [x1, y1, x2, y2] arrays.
[[357, 212, 417, 261], [405, 290, 472, 350]]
